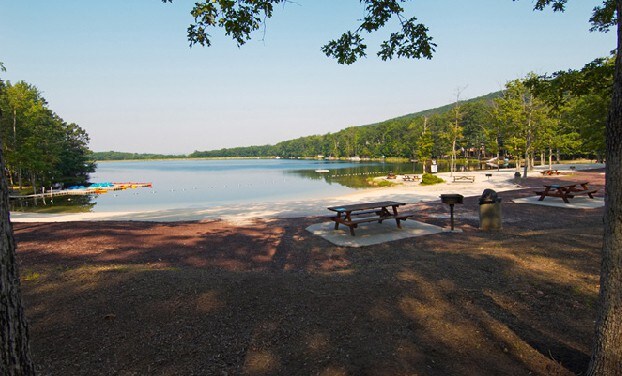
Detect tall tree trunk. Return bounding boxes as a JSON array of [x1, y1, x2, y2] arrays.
[[549, 147, 553, 170], [451, 138, 456, 177], [0, 150, 35, 375], [587, 1, 622, 373]]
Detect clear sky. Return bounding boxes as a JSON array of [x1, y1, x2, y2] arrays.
[[0, 1, 616, 154]]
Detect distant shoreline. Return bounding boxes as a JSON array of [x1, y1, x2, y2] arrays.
[[12, 164, 605, 223], [93, 155, 413, 163]]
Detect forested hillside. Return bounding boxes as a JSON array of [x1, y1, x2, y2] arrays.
[[189, 92, 503, 159], [97, 57, 610, 173], [189, 55, 610, 167]]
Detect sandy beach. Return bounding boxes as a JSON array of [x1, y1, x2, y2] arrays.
[[11, 164, 603, 223], [14, 166, 607, 375]]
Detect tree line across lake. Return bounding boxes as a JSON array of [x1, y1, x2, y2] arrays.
[[185, 56, 611, 174], [5, 55, 611, 190]]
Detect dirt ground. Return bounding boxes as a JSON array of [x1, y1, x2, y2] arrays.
[[14, 170, 606, 375]]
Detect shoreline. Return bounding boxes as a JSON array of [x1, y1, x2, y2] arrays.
[[10, 164, 604, 223]]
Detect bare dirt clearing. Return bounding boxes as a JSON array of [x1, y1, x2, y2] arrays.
[[15, 170, 605, 375]]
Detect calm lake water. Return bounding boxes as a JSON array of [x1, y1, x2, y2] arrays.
[[11, 158, 487, 213], [11, 159, 413, 213]]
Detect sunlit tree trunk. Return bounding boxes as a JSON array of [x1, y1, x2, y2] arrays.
[[587, 1, 622, 373]]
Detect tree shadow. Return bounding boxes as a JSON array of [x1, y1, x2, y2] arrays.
[[14, 201, 602, 375]]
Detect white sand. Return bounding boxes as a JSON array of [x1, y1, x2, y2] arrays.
[[10, 164, 604, 223]]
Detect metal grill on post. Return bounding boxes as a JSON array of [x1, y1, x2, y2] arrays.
[[440, 194, 464, 231]]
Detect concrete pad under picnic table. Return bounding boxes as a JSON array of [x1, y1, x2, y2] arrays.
[[513, 196, 604, 209], [306, 219, 444, 248]]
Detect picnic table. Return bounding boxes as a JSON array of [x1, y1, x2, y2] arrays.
[[327, 201, 413, 236], [453, 175, 475, 183], [402, 174, 420, 182], [540, 170, 560, 176], [535, 182, 598, 203]]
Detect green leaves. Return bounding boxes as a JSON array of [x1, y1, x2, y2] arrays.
[[321, 32, 367, 65], [590, 0, 617, 32], [323, 1, 436, 64], [378, 18, 435, 61], [528, 0, 617, 33], [179, 0, 282, 47], [532, 0, 567, 12], [0, 81, 95, 186], [166, 0, 435, 64]]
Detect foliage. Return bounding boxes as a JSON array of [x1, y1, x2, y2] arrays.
[[526, 56, 614, 160], [366, 177, 397, 187], [0, 80, 95, 190], [420, 172, 444, 185], [190, 91, 503, 159], [190, 70, 609, 166], [92, 151, 184, 161], [164, 0, 436, 65]]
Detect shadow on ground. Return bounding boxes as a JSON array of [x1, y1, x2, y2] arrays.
[[15, 194, 602, 376]]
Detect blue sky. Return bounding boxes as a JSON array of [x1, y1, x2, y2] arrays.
[[0, 1, 616, 154]]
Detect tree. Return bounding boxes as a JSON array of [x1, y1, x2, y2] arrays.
[[414, 117, 433, 172], [494, 78, 552, 178], [167, 0, 621, 373], [527, 56, 614, 161], [448, 88, 466, 176], [0, 67, 36, 375]]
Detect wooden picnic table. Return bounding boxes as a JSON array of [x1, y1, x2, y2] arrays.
[[535, 182, 598, 203], [327, 201, 413, 236], [402, 174, 420, 182]]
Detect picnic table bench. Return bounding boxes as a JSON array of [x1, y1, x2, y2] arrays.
[[453, 175, 475, 183], [327, 201, 414, 236], [535, 182, 597, 203], [540, 170, 560, 176], [402, 174, 420, 182]]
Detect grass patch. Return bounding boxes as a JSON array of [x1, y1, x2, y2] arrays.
[[22, 270, 42, 282], [366, 177, 399, 187]]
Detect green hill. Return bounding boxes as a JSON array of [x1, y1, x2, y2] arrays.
[[97, 91, 502, 160]]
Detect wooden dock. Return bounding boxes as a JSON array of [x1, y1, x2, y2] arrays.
[[9, 182, 153, 200]]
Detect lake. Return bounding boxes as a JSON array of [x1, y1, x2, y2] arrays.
[[11, 159, 410, 213], [10, 158, 488, 213]]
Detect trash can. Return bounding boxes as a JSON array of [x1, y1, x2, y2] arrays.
[[479, 189, 502, 231]]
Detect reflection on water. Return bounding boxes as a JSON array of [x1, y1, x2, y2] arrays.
[[10, 158, 494, 213], [289, 160, 493, 188], [10, 194, 96, 213]]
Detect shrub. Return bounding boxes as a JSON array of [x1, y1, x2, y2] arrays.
[[366, 177, 398, 187], [420, 173, 445, 185]]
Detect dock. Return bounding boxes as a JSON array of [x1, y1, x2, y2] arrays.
[[10, 182, 153, 200]]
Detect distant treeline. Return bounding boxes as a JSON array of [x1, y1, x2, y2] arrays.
[[98, 56, 611, 174], [92, 151, 185, 161], [190, 92, 503, 159], [188, 53, 610, 170]]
